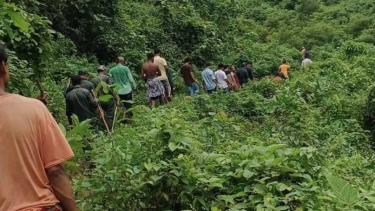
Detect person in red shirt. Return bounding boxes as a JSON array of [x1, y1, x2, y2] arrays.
[[180, 57, 199, 96], [0, 44, 78, 211]]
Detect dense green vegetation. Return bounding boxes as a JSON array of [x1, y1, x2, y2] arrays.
[[3, 0, 375, 210]]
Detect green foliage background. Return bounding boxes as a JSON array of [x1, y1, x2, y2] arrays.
[[2, 0, 375, 210]]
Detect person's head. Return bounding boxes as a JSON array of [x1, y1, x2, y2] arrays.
[[97, 65, 106, 74], [230, 66, 236, 72], [184, 57, 191, 64], [0, 44, 9, 89], [282, 59, 287, 64], [154, 48, 161, 56], [302, 47, 305, 50], [117, 57, 125, 64], [246, 61, 252, 67], [147, 53, 155, 62], [304, 54, 310, 59], [71, 75, 83, 86], [78, 68, 89, 79], [218, 63, 224, 70], [206, 62, 211, 68], [224, 65, 229, 70]]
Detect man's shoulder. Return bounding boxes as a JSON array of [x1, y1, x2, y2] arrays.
[[8, 94, 47, 112], [15, 94, 44, 105], [83, 79, 94, 84], [67, 87, 89, 95]]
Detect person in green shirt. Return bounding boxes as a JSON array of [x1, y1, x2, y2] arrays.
[[109, 57, 137, 120]]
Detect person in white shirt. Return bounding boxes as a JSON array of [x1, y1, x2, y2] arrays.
[[302, 54, 312, 67], [215, 64, 232, 93]]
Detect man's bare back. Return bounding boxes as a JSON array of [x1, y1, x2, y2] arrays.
[[142, 62, 161, 80]]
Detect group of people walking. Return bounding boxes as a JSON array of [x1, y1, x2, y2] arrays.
[[178, 60, 256, 96], [0, 42, 316, 211], [64, 47, 314, 131]]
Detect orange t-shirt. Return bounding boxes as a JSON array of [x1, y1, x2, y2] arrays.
[[279, 64, 290, 79], [0, 94, 74, 211]]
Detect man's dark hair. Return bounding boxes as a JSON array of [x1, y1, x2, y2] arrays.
[[282, 59, 287, 64], [224, 65, 229, 69], [218, 63, 224, 69], [184, 57, 191, 63], [246, 61, 252, 65], [154, 48, 161, 55], [71, 75, 83, 86], [0, 44, 8, 64], [206, 62, 211, 67], [147, 53, 155, 60]]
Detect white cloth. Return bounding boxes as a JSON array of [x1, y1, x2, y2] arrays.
[[215, 70, 228, 89], [302, 58, 312, 67]]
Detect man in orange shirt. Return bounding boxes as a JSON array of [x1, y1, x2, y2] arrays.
[[0, 45, 78, 211], [278, 59, 290, 79]]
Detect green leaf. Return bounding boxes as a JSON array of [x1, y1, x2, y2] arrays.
[[58, 123, 66, 136], [99, 95, 113, 102], [218, 195, 234, 204], [100, 81, 110, 93], [243, 169, 254, 179], [0, 0, 4, 5], [272, 157, 285, 166], [325, 174, 359, 205], [211, 207, 219, 211], [3, 22, 13, 39], [168, 142, 177, 152], [253, 184, 267, 195], [8, 10, 29, 32], [232, 203, 248, 209], [144, 163, 152, 171], [150, 175, 163, 182]]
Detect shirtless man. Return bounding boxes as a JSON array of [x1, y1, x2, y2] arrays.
[[141, 53, 165, 106]]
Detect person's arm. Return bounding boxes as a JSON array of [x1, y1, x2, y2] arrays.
[[38, 104, 77, 211], [190, 66, 198, 83], [141, 66, 145, 79], [163, 58, 169, 74], [87, 91, 99, 109], [127, 67, 137, 89], [248, 68, 255, 81], [223, 72, 231, 85], [212, 72, 217, 85], [65, 98, 73, 125], [157, 66, 162, 77], [46, 165, 78, 211]]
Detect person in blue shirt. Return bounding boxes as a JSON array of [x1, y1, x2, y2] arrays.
[[201, 62, 217, 94]]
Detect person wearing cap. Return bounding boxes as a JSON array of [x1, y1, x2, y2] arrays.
[[63, 68, 95, 97], [91, 65, 117, 128], [78, 68, 95, 92], [109, 57, 137, 121]]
